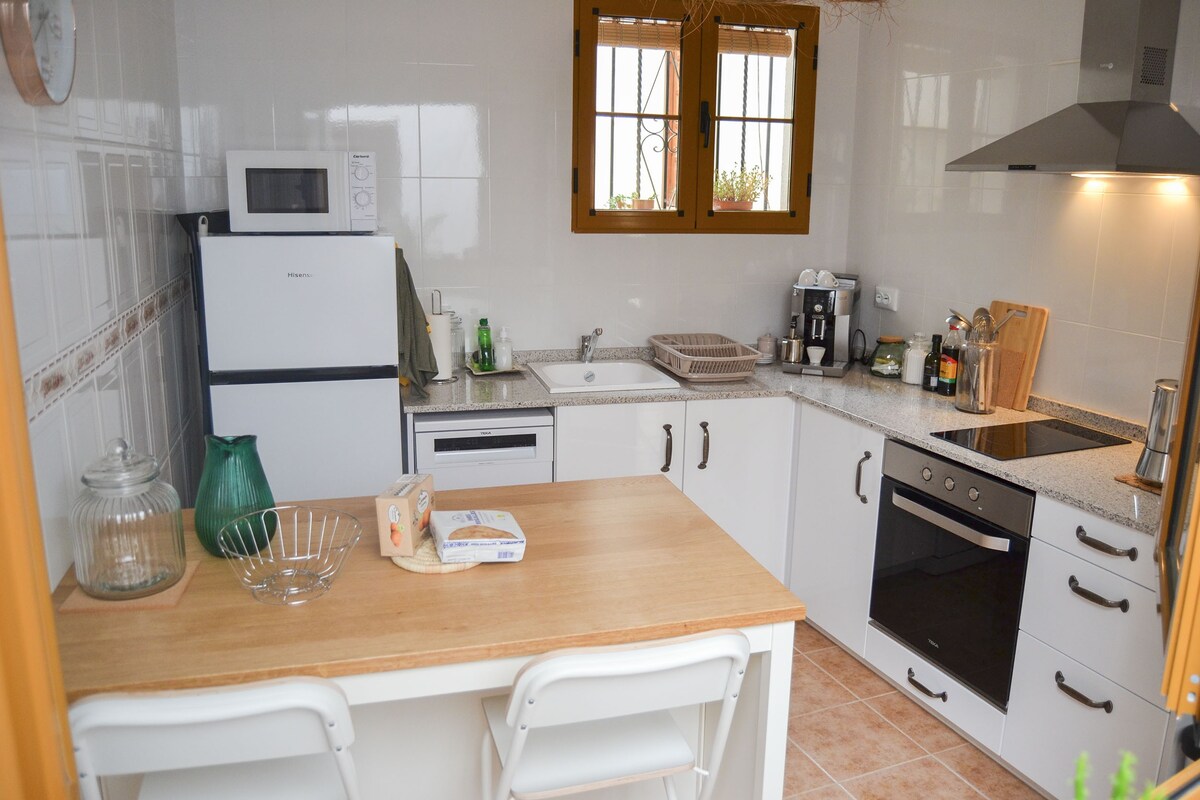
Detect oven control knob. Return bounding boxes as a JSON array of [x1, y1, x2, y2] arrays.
[[944, 477, 955, 492], [968, 487, 980, 502], [921, 467, 932, 481]]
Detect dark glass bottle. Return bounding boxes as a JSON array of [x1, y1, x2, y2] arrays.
[[923, 334, 942, 392], [937, 325, 962, 396]]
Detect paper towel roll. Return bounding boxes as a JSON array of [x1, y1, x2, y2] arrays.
[[429, 313, 454, 381]]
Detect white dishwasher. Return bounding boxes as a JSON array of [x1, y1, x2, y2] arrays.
[[412, 409, 554, 490]]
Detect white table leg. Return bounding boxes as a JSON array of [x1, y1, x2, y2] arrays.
[[754, 620, 795, 799]]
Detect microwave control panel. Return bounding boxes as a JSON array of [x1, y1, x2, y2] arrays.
[[348, 152, 378, 231]]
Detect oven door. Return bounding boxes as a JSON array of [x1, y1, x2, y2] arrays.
[[870, 475, 1030, 710]]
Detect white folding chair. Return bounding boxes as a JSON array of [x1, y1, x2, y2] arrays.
[[480, 629, 751, 800], [69, 676, 360, 800]]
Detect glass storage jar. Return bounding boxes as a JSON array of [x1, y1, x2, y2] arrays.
[[869, 336, 906, 378], [70, 438, 185, 599]]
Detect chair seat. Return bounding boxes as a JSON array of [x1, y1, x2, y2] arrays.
[[482, 694, 695, 799], [139, 752, 349, 800]]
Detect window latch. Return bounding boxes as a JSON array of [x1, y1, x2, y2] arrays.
[[699, 100, 711, 149]]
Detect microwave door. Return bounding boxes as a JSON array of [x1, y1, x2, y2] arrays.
[[199, 235, 398, 372]]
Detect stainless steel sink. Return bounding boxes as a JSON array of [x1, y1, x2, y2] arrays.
[[528, 361, 681, 394]]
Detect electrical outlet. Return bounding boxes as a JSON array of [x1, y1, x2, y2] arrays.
[[874, 285, 899, 312]]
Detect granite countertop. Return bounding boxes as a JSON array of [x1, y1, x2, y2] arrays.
[[406, 361, 1161, 536]]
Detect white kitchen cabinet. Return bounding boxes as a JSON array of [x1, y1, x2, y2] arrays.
[[555, 402, 687, 488], [555, 398, 795, 580], [1032, 496, 1157, 591], [1002, 632, 1170, 800], [787, 405, 884, 656]]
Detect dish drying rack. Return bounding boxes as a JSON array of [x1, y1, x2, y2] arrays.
[[649, 334, 761, 382]]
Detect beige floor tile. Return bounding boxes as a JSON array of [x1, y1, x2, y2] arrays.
[[866, 692, 966, 754], [784, 742, 834, 796], [789, 652, 857, 716], [937, 744, 1044, 800], [788, 701, 925, 781], [794, 785, 854, 799], [841, 756, 984, 799], [806, 647, 893, 700], [794, 621, 837, 654]]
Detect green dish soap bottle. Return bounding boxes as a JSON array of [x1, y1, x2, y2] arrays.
[[477, 318, 495, 371]]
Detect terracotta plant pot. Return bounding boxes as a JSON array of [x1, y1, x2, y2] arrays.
[[713, 199, 754, 211], [632, 198, 656, 210]]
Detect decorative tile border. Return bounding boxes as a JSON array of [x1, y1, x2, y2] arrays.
[[23, 275, 192, 423]]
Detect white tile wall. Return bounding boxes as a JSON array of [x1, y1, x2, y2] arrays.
[[0, 0, 202, 586], [848, 0, 1200, 421], [174, 0, 864, 349]]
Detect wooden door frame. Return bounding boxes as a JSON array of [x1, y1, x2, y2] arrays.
[[0, 199, 75, 797]]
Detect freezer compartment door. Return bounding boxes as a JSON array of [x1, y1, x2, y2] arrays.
[[209, 378, 402, 502], [200, 235, 398, 371]]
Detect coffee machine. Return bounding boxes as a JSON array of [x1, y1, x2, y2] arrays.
[[782, 272, 860, 377]]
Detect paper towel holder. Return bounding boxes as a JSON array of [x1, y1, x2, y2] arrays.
[[428, 290, 460, 384]]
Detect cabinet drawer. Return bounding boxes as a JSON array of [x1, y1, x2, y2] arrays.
[[1021, 539, 1163, 704], [864, 624, 1005, 752], [1002, 632, 1169, 800], [1032, 496, 1156, 590]]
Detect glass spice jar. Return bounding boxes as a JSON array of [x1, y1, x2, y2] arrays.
[[869, 336, 906, 379], [69, 438, 185, 599]]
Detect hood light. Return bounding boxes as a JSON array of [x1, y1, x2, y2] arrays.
[[1070, 172, 1182, 180]]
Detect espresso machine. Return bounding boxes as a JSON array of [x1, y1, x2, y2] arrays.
[[781, 272, 860, 377]]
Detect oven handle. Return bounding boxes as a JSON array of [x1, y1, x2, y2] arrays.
[[891, 491, 1012, 553]]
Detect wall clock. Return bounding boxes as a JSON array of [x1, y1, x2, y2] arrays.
[[0, 0, 75, 105]]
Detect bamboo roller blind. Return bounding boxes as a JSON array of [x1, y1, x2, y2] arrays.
[[597, 17, 794, 57]]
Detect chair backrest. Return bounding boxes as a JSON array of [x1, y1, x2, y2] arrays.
[[69, 676, 359, 800], [502, 630, 750, 800]]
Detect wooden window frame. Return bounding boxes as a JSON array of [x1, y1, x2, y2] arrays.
[[572, 0, 820, 234]]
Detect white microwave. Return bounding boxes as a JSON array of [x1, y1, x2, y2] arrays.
[[226, 150, 377, 233]]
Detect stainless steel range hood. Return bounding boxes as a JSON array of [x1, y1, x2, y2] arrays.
[[946, 0, 1200, 176]]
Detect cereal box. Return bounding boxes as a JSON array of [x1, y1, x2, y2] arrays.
[[430, 510, 526, 564], [375, 474, 434, 557]]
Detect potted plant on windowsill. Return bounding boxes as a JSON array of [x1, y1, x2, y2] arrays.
[[632, 192, 657, 210], [713, 166, 765, 211], [607, 194, 632, 210]]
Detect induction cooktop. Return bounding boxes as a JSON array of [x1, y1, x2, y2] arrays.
[[930, 418, 1131, 460]]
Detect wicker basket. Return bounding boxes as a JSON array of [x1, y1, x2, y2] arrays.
[[649, 334, 762, 382]]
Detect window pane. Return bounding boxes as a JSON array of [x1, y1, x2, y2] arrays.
[[713, 120, 793, 211], [594, 116, 680, 210], [715, 24, 796, 120], [593, 15, 682, 212]]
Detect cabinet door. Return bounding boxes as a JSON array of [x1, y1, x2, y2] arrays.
[[681, 397, 796, 582], [1003, 632, 1169, 800], [788, 405, 885, 655], [555, 402, 687, 488]]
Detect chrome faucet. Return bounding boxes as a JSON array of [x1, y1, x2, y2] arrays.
[[580, 328, 603, 362]]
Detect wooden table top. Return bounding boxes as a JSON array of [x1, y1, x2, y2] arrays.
[[53, 476, 805, 701]]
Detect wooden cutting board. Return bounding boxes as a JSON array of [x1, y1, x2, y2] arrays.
[[989, 300, 1048, 410]]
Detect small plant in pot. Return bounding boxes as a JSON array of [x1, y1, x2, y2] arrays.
[[607, 193, 632, 210], [714, 166, 765, 211], [631, 191, 657, 210]]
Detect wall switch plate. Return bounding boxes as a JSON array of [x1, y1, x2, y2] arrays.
[[874, 285, 899, 312]]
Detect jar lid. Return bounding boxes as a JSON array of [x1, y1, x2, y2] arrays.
[[877, 336, 905, 344], [81, 438, 160, 489]]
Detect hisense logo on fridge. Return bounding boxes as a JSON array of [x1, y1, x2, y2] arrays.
[[287, 272, 314, 278]]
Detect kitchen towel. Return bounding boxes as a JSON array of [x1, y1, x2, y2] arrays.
[[395, 247, 439, 398]]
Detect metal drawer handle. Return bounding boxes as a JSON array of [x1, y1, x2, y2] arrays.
[[1076, 526, 1138, 561], [1068, 575, 1130, 613], [698, 421, 710, 469], [1055, 671, 1113, 713], [854, 451, 871, 504], [906, 668, 947, 702], [661, 424, 673, 473]]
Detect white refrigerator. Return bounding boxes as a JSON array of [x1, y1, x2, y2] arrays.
[[197, 234, 402, 501]]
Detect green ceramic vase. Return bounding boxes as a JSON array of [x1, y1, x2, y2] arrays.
[[194, 435, 276, 557]]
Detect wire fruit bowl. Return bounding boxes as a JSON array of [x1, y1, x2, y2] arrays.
[[217, 506, 362, 606]]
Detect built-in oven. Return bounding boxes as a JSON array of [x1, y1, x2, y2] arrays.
[[870, 440, 1035, 711]]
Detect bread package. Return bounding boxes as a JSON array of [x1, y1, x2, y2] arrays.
[[430, 510, 526, 564]]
